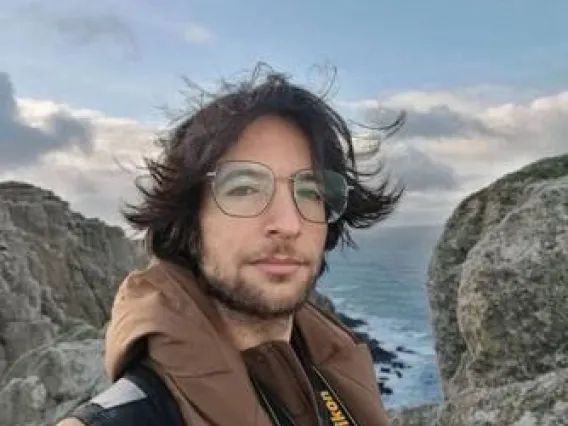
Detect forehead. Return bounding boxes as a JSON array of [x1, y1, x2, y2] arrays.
[[219, 115, 315, 175]]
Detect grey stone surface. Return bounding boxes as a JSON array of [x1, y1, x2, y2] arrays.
[[391, 154, 568, 425], [426, 155, 568, 398], [0, 181, 146, 377], [388, 403, 440, 425], [434, 368, 568, 426], [455, 177, 568, 392], [0, 323, 110, 426]]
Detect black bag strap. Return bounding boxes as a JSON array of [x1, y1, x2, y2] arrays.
[[124, 363, 186, 426], [249, 374, 295, 426], [70, 362, 186, 426]]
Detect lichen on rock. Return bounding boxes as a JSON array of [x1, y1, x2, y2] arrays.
[[393, 154, 568, 425]]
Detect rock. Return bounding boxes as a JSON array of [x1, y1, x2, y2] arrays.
[[0, 181, 146, 376], [396, 346, 417, 355], [390, 154, 568, 424], [388, 403, 440, 426], [427, 155, 568, 399], [387, 154, 568, 425], [0, 323, 109, 426], [0, 181, 146, 425], [454, 177, 568, 392], [435, 368, 568, 426], [335, 311, 367, 328]]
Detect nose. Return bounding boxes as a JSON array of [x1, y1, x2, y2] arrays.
[[264, 182, 302, 238]]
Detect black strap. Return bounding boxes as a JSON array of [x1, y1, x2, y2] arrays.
[[250, 375, 295, 426], [310, 366, 359, 426], [70, 363, 185, 426], [249, 367, 358, 426], [124, 363, 186, 426], [293, 327, 359, 426]]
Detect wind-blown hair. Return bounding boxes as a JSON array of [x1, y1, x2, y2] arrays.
[[122, 64, 405, 276]]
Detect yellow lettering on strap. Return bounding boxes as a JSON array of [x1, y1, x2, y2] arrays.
[[319, 390, 352, 426]]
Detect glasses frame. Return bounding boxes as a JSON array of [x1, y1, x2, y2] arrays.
[[205, 160, 353, 224]]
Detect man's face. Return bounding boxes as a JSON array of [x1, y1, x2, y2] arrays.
[[198, 115, 328, 319]]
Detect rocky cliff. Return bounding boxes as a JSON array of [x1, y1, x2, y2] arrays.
[[0, 182, 146, 368], [391, 154, 568, 425], [0, 181, 147, 425]]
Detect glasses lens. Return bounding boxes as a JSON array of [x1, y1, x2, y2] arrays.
[[212, 162, 273, 217], [294, 170, 348, 223]]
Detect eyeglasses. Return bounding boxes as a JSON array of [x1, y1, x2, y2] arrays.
[[205, 161, 351, 224]]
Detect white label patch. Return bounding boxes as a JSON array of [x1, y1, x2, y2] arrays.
[[91, 378, 147, 409]]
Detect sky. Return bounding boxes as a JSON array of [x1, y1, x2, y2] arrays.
[[1, 0, 567, 230]]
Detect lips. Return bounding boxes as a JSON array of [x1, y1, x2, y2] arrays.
[[250, 257, 304, 276]]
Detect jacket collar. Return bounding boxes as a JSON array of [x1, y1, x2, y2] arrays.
[[104, 258, 385, 425]]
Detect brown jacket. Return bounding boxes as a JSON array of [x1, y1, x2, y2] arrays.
[[61, 258, 390, 425]]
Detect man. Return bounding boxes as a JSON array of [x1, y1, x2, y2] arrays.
[[58, 68, 404, 426]]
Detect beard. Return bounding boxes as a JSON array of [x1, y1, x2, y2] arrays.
[[197, 259, 320, 320]]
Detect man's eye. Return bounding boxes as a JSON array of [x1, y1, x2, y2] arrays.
[[225, 185, 258, 196], [297, 187, 323, 201]]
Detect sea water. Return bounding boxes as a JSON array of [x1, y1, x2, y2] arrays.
[[318, 224, 445, 409]]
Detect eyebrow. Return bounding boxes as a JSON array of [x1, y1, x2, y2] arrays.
[[216, 167, 268, 184], [295, 171, 321, 183]]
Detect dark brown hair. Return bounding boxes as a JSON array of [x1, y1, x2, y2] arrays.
[[122, 64, 405, 276]]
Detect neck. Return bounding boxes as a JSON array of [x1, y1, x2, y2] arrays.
[[214, 302, 294, 350]]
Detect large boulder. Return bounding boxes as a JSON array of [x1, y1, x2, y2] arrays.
[[392, 154, 568, 425], [428, 155, 568, 398], [0, 323, 109, 426], [0, 181, 145, 425]]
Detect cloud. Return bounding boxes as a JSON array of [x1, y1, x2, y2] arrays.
[[386, 190, 468, 228], [384, 145, 459, 192], [341, 85, 542, 116], [480, 92, 568, 156], [13, 3, 139, 59], [3, 96, 157, 228], [356, 88, 568, 164], [184, 23, 215, 45], [345, 86, 568, 226], [2, 84, 568, 229], [365, 105, 495, 140], [0, 72, 94, 167]]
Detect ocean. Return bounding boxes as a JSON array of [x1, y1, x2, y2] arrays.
[[318, 224, 445, 409]]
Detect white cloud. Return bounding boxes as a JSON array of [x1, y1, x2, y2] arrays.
[[184, 23, 215, 45], [2, 97, 158, 228], [346, 87, 568, 225], [2, 85, 568, 229], [382, 144, 459, 192], [361, 88, 568, 166], [340, 84, 541, 115]]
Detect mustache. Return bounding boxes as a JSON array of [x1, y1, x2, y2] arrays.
[[245, 243, 309, 263]]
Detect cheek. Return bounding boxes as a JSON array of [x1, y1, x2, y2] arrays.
[[200, 209, 248, 265], [305, 226, 327, 258]]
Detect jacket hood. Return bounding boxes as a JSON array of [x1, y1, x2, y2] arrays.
[[104, 258, 389, 425]]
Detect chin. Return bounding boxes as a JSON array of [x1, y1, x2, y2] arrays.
[[201, 265, 317, 319], [254, 295, 308, 318], [262, 288, 309, 310]]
